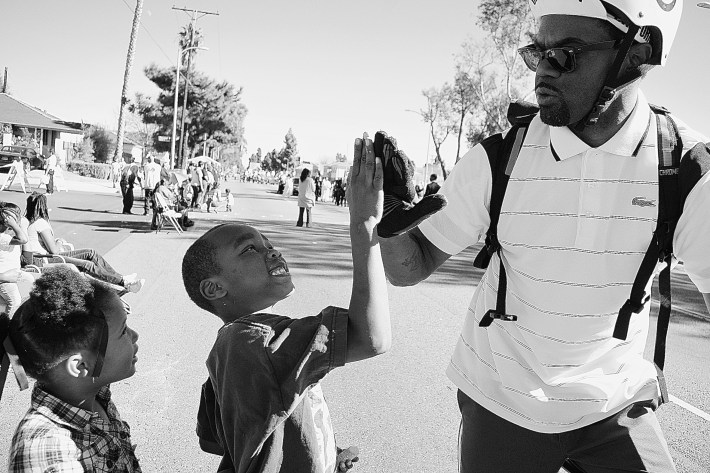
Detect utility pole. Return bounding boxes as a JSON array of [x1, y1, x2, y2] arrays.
[[113, 0, 144, 165], [172, 6, 218, 169]]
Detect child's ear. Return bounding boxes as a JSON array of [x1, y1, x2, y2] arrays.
[[200, 277, 228, 301], [63, 353, 92, 379]]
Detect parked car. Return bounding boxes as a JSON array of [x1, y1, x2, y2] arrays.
[[0, 146, 46, 172]]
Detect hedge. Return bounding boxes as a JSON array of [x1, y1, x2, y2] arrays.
[[68, 161, 112, 180]]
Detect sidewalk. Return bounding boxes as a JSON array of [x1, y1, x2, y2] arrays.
[[18, 169, 122, 195]]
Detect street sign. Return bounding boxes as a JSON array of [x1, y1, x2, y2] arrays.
[[158, 136, 171, 142]]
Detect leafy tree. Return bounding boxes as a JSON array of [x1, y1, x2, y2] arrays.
[[281, 128, 298, 171], [132, 64, 247, 169], [455, 0, 535, 148], [335, 152, 347, 163], [89, 126, 113, 162], [450, 66, 478, 162], [413, 86, 457, 179], [72, 135, 95, 162]]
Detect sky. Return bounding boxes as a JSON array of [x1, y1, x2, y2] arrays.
[[1, 0, 708, 168]]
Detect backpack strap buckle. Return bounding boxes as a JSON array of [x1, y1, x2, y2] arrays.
[[473, 233, 501, 270], [612, 295, 650, 340], [479, 309, 518, 328]]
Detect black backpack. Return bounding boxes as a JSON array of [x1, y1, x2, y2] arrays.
[[473, 101, 710, 405]]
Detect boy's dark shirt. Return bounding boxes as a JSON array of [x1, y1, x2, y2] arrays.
[[197, 306, 349, 473]]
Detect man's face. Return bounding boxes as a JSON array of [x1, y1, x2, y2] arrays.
[[534, 15, 619, 127], [208, 224, 294, 313], [95, 292, 139, 385]]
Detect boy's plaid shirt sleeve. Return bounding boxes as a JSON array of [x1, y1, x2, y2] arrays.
[[9, 386, 141, 473]]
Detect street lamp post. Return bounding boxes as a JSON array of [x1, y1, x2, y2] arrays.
[[170, 45, 208, 169]]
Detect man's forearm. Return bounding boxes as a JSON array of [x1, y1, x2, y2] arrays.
[[380, 228, 435, 287]]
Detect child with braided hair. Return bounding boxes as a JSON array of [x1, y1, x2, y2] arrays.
[[0, 266, 141, 472]]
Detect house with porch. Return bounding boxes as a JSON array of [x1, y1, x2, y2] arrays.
[[0, 93, 84, 163]]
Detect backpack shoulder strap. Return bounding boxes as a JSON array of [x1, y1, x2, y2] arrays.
[[613, 109, 682, 343], [474, 101, 537, 328], [610, 106, 710, 404], [473, 123, 529, 270]]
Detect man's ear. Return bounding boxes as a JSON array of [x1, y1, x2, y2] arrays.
[[63, 352, 92, 379], [200, 277, 228, 301], [625, 42, 653, 71]]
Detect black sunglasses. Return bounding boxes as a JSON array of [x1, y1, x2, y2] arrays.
[[518, 40, 620, 73]]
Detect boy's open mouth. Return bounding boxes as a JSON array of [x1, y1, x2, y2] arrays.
[[268, 261, 289, 276]]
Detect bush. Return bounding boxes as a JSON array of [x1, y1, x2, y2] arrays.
[[68, 161, 112, 179]]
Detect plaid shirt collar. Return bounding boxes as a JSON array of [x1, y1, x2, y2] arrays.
[[31, 384, 116, 430]]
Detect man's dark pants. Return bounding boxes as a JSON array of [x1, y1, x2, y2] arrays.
[[144, 189, 154, 215], [457, 390, 676, 473]]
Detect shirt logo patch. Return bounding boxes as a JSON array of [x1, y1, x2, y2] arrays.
[[632, 197, 656, 208]]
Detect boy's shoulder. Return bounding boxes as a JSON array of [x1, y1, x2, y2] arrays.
[[210, 307, 348, 360]]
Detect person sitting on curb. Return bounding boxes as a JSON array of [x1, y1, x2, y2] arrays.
[[22, 193, 144, 293], [0, 202, 33, 316], [181, 134, 388, 472], [152, 180, 194, 230]]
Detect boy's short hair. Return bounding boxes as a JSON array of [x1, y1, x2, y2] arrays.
[[5, 267, 113, 379], [225, 189, 231, 193], [430, 174, 437, 181], [182, 224, 227, 312]]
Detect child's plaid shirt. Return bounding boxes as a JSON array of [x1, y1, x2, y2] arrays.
[[8, 385, 141, 472]]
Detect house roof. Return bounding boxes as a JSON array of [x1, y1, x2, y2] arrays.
[[106, 130, 142, 148], [0, 93, 83, 134]]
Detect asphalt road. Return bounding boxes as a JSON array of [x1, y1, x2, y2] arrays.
[[0, 181, 708, 472]]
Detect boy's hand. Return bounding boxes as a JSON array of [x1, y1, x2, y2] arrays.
[[347, 133, 383, 234], [337, 446, 359, 471], [373, 131, 447, 238]]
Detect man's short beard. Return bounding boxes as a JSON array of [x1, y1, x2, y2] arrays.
[[539, 102, 571, 127]]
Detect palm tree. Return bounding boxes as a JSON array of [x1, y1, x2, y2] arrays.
[[113, 0, 144, 166]]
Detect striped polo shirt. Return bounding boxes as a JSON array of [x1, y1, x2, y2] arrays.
[[419, 92, 710, 433]]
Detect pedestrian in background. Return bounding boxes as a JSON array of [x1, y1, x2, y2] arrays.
[[121, 163, 139, 215], [0, 156, 31, 194], [296, 168, 316, 227], [142, 155, 161, 216], [424, 173, 440, 197], [283, 173, 293, 198], [225, 188, 234, 212], [44, 148, 57, 194], [322, 178, 332, 203], [189, 163, 203, 209]]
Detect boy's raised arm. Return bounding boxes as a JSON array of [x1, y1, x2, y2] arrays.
[[345, 134, 391, 363]]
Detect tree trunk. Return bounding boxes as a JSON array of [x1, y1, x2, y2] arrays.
[[112, 0, 144, 165]]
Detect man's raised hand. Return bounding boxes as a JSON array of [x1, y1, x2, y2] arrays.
[[373, 131, 447, 238]]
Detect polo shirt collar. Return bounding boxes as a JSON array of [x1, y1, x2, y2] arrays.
[[549, 91, 652, 161]]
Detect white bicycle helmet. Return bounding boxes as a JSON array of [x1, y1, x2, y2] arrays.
[[529, 0, 683, 65]]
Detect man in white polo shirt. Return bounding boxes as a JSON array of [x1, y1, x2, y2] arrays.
[[374, 1, 709, 472]]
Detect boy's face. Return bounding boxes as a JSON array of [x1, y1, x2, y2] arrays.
[[207, 224, 294, 313], [95, 292, 139, 384]]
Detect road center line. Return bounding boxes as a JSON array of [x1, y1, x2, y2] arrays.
[[669, 394, 710, 423]]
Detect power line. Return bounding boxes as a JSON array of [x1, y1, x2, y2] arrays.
[[120, 0, 173, 65]]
